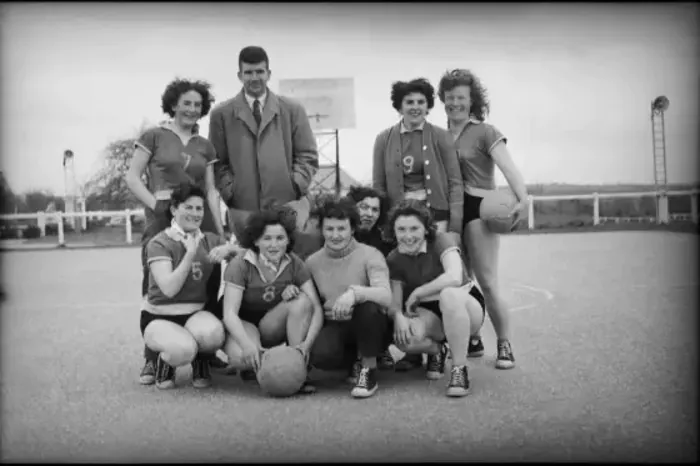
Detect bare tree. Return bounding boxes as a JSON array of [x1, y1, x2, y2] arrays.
[[83, 120, 151, 211]]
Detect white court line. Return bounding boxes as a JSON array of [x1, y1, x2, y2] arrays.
[[507, 282, 555, 313], [511, 282, 555, 301]]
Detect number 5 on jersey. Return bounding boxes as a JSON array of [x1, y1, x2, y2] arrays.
[[191, 261, 203, 281]]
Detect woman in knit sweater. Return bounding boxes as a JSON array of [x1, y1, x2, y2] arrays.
[[385, 199, 486, 397], [221, 207, 324, 395], [306, 197, 393, 399]]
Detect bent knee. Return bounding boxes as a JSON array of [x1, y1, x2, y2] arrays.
[[186, 312, 226, 351], [287, 293, 313, 318], [438, 287, 462, 306], [164, 337, 198, 367]]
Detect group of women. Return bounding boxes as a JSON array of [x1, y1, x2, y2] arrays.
[[127, 67, 528, 399]]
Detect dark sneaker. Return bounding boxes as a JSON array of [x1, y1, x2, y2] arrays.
[[394, 352, 423, 372], [346, 359, 362, 384], [467, 336, 485, 358], [298, 379, 317, 395], [350, 367, 378, 398], [191, 358, 212, 389], [426, 343, 448, 380], [446, 365, 470, 397], [377, 349, 395, 371], [496, 340, 515, 370], [210, 354, 229, 370], [240, 369, 258, 382], [139, 359, 156, 385], [155, 355, 176, 390]]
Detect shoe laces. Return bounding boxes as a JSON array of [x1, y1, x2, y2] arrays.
[[449, 366, 466, 386], [143, 360, 156, 374], [356, 367, 371, 388], [157, 359, 174, 380], [497, 340, 512, 359], [193, 359, 210, 379]]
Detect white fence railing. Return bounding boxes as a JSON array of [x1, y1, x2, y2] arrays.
[[0, 190, 697, 247]]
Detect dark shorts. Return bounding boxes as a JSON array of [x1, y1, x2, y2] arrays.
[[419, 286, 486, 325], [238, 308, 268, 327], [463, 192, 484, 226], [140, 310, 193, 336]]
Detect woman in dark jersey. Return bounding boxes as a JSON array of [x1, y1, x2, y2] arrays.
[[221, 207, 323, 394], [142, 184, 238, 390], [126, 78, 228, 384], [385, 199, 486, 397], [438, 69, 529, 370]]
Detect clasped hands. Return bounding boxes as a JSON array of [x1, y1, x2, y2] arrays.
[[323, 288, 357, 321]]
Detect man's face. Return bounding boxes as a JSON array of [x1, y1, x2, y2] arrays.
[[238, 61, 270, 98], [356, 197, 381, 231]]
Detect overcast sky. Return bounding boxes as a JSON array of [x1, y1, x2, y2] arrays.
[[1, 2, 698, 195]]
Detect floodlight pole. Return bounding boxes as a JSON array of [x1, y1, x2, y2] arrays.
[[650, 96, 670, 224], [335, 129, 340, 195]]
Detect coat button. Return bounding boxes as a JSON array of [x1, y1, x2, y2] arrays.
[[426, 175, 431, 180], [424, 160, 429, 165], [427, 189, 432, 195]]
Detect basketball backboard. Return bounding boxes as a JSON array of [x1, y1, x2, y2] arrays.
[[278, 78, 356, 131]]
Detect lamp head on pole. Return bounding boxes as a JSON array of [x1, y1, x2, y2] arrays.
[[63, 149, 74, 167], [651, 96, 670, 113]]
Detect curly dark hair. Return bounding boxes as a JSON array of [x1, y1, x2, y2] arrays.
[[239, 45, 270, 70], [390, 78, 435, 112], [383, 199, 438, 244], [161, 78, 215, 118], [315, 197, 360, 231], [166, 183, 206, 221], [309, 192, 341, 220], [437, 69, 490, 121], [238, 207, 297, 254], [345, 185, 390, 229]]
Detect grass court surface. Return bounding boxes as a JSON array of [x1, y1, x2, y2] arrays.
[[1, 231, 697, 462]]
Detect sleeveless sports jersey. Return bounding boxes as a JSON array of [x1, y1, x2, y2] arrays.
[[146, 229, 223, 310], [386, 231, 469, 300], [223, 250, 312, 316]]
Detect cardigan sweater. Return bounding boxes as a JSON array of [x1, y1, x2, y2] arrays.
[[372, 121, 464, 235]]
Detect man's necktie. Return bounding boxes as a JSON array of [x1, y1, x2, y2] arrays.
[[253, 99, 262, 127]]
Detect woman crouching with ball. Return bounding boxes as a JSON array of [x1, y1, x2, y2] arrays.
[[142, 183, 239, 390], [221, 207, 323, 395], [385, 199, 486, 397]]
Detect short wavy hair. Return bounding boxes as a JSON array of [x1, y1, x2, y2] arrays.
[[437, 69, 490, 121], [161, 78, 215, 118], [239, 45, 270, 69], [384, 199, 438, 244], [239, 207, 297, 254], [345, 185, 390, 229], [390, 78, 435, 112], [315, 197, 360, 231], [166, 183, 206, 221]]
